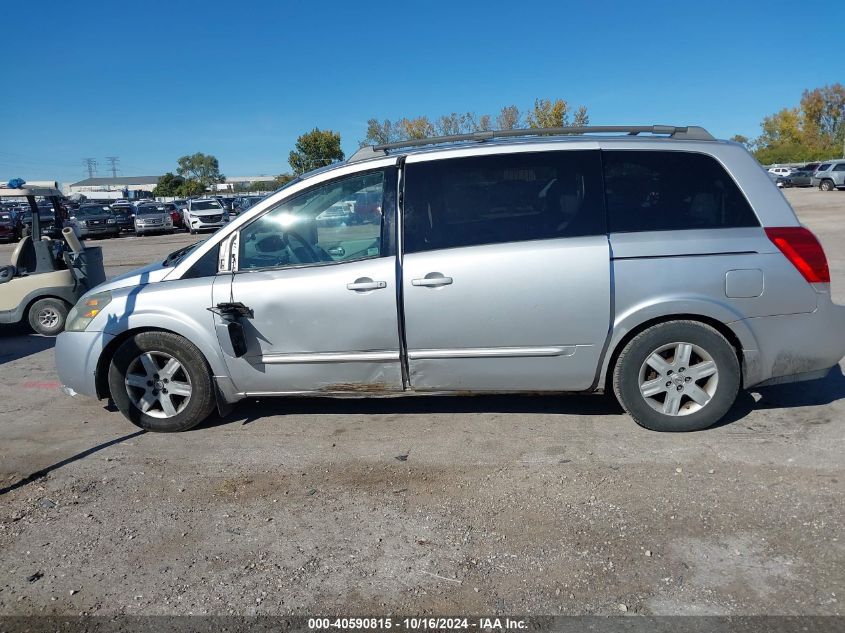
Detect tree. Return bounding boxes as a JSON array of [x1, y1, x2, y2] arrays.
[[363, 119, 400, 146], [572, 105, 589, 127], [289, 128, 344, 175], [176, 152, 224, 188], [152, 172, 184, 197], [526, 98, 568, 128], [751, 84, 845, 163], [496, 105, 522, 130], [398, 116, 434, 140], [177, 180, 205, 197]]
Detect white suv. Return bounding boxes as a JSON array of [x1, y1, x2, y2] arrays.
[[184, 198, 229, 234]]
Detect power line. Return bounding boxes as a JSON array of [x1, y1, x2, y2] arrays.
[[82, 158, 98, 179], [106, 156, 120, 178]]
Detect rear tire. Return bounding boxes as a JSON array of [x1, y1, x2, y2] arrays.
[[613, 320, 740, 432], [108, 331, 216, 432], [28, 298, 68, 335]]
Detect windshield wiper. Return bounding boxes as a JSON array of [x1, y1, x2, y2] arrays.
[[162, 243, 199, 267]]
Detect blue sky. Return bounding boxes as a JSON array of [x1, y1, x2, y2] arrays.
[[3, 0, 843, 185]]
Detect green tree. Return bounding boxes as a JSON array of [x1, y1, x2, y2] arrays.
[[176, 180, 206, 197], [176, 152, 224, 188], [289, 128, 344, 175], [152, 172, 184, 197]]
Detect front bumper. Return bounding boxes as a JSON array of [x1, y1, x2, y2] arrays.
[[80, 226, 119, 238], [55, 330, 115, 400]]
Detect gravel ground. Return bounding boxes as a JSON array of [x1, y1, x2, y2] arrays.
[[0, 188, 843, 616]]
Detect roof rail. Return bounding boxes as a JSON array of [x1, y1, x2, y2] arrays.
[[349, 125, 715, 162]]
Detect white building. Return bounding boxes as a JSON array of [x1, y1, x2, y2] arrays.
[[65, 176, 161, 199]]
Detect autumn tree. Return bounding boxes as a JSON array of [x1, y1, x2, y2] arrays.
[[496, 105, 522, 130], [751, 84, 845, 163], [289, 128, 344, 175]]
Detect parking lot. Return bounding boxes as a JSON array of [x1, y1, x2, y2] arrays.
[[0, 188, 843, 616]]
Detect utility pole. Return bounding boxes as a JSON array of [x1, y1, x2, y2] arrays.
[[83, 158, 98, 179], [106, 156, 120, 178]]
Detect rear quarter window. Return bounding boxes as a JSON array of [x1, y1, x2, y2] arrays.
[[602, 150, 759, 233]]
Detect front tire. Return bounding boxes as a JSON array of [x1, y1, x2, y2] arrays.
[[820, 179, 835, 191], [108, 331, 216, 432], [613, 321, 740, 432], [28, 298, 68, 335]]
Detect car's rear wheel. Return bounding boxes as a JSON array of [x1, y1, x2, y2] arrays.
[[613, 320, 740, 432], [108, 331, 216, 432], [820, 179, 835, 191], [28, 298, 68, 335]]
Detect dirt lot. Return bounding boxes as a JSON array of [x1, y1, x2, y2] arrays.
[[0, 189, 843, 617]]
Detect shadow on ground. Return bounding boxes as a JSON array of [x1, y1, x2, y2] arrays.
[[202, 365, 845, 432], [0, 325, 55, 364], [202, 392, 625, 430]]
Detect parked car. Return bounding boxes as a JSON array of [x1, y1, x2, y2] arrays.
[[159, 202, 182, 228], [65, 204, 120, 239], [811, 160, 845, 191], [767, 166, 794, 177], [778, 169, 814, 188], [316, 201, 353, 226], [55, 125, 845, 434], [133, 203, 174, 235], [21, 206, 60, 238], [233, 195, 264, 215], [183, 198, 229, 234], [109, 205, 135, 233], [0, 208, 23, 242]]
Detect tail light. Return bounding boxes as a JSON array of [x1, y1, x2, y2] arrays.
[[765, 227, 830, 283]]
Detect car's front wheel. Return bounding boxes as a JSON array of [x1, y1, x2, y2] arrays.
[[820, 179, 835, 191], [613, 320, 740, 432], [108, 331, 216, 432]]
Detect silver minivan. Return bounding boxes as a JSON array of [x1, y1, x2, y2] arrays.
[[55, 125, 845, 433]]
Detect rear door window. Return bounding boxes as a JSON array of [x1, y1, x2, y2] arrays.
[[602, 150, 759, 233], [403, 150, 605, 253], [832, 164, 845, 172]]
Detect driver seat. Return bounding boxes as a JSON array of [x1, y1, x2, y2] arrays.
[[11, 235, 35, 274]]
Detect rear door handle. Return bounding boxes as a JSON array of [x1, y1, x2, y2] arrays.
[[347, 277, 387, 291], [411, 273, 453, 287]]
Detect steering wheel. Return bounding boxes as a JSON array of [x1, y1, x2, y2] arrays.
[[284, 230, 329, 263]]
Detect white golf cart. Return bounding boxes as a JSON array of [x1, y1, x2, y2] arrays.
[[0, 184, 105, 334]]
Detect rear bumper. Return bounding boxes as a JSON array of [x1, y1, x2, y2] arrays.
[[733, 298, 845, 388], [55, 330, 114, 400]]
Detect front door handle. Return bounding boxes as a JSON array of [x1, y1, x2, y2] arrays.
[[411, 273, 453, 287], [347, 277, 387, 291]]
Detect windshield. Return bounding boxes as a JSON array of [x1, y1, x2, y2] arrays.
[[192, 200, 222, 210], [77, 206, 111, 216], [137, 206, 165, 215], [111, 207, 132, 215]]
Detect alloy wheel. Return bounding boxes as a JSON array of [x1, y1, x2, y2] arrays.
[[124, 351, 193, 419], [638, 342, 719, 416]]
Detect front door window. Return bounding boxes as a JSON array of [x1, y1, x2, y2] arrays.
[[239, 171, 387, 271]]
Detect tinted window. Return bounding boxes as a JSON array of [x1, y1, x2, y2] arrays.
[[833, 164, 845, 172], [403, 150, 604, 253], [603, 151, 759, 233], [239, 170, 390, 271], [818, 164, 831, 171]]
